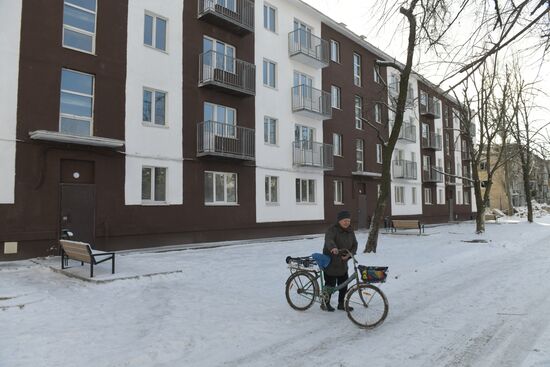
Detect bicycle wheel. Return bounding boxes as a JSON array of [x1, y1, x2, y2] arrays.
[[285, 271, 319, 311], [345, 283, 389, 328]]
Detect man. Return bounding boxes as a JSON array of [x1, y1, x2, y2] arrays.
[[322, 210, 358, 312]]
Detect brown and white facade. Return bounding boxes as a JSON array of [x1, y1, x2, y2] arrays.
[[0, 0, 475, 260]]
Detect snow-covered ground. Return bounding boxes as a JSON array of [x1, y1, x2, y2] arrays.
[[2, 218, 550, 367]]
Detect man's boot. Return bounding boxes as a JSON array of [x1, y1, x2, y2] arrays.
[[320, 301, 335, 312], [337, 302, 353, 311]]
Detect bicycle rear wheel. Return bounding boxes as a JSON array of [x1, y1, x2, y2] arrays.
[[285, 271, 319, 311], [345, 283, 388, 328]]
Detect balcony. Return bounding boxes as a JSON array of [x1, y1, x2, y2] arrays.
[[421, 132, 442, 150], [293, 140, 333, 170], [392, 160, 418, 180], [462, 149, 471, 160], [423, 166, 444, 183], [197, 121, 255, 161], [288, 29, 329, 69], [291, 85, 332, 119], [420, 97, 441, 118], [197, 0, 254, 34], [398, 122, 417, 143], [463, 173, 473, 187], [199, 50, 255, 96]]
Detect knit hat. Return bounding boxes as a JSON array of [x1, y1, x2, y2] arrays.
[[337, 210, 351, 221]]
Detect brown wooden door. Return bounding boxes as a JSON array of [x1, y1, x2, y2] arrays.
[[357, 194, 368, 229], [60, 184, 95, 245]]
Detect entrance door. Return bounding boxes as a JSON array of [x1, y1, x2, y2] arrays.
[[357, 194, 368, 229], [60, 184, 95, 244]]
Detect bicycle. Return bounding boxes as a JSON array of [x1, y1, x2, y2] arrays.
[[284, 250, 389, 329]]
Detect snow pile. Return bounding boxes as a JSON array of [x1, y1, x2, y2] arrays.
[[513, 200, 550, 218]]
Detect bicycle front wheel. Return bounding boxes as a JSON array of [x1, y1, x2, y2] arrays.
[[345, 283, 389, 328], [285, 271, 319, 311]]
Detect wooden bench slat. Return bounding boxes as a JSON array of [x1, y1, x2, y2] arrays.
[[59, 239, 116, 278]]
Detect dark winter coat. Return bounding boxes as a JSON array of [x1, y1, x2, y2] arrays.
[[322, 223, 358, 276]]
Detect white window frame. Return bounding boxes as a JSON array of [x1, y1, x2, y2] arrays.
[[355, 95, 362, 129], [457, 190, 463, 205], [141, 166, 167, 204], [353, 52, 361, 86], [395, 186, 405, 204], [356, 139, 364, 171], [296, 178, 316, 204], [334, 180, 344, 204], [265, 175, 279, 204], [59, 68, 94, 136], [374, 64, 381, 83], [204, 171, 238, 205], [438, 189, 444, 205], [424, 187, 432, 204], [263, 3, 277, 33], [330, 40, 340, 63], [263, 59, 277, 88], [376, 144, 383, 164], [331, 85, 341, 109], [144, 11, 168, 52], [264, 116, 278, 145], [464, 190, 470, 205], [142, 87, 168, 126], [204, 102, 237, 138], [420, 90, 428, 107], [333, 133, 343, 157], [412, 187, 417, 204], [62, 0, 97, 54], [375, 103, 382, 123]]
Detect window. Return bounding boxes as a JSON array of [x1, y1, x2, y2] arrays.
[[420, 90, 428, 107], [295, 124, 314, 143], [457, 190, 462, 205], [264, 117, 277, 145], [263, 4, 276, 32], [423, 155, 431, 171], [143, 88, 167, 126], [353, 53, 361, 86], [374, 64, 381, 83], [330, 40, 340, 63], [142, 166, 167, 203], [377, 184, 381, 198], [334, 180, 343, 204], [204, 102, 236, 137], [263, 59, 277, 88], [144, 12, 167, 51], [464, 190, 470, 205], [63, 0, 97, 53], [265, 176, 278, 204], [422, 122, 430, 139], [395, 186, 405, 204], [203, 36, 235, 73], [438, 189, 443, 204], [355, 95, 362, 129], [480, 161, 487, 170], [412, 187, 417, 204], [434, 98, 441, 117], [424, 187, 432, 204], [296, 178, 315, 203], [59, 69, 94, 136], [374, 103, 382, 123], [376, 144, 383, 164], [356, 139, 364, 171], [445, 133, 451, 155], [331, 85, 341, 109], [407, 83, 414, 104], [333, 133, 342, 156], [390, 74, 399, 94], [205, 171, 237, 205]]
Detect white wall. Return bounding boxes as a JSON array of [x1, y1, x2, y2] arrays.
[[255, 0, 325, 222], [452, 108, 463, 210], [125, 0, 183, 205], [434, 98, 446, 206], [0, 0, 22, 204]]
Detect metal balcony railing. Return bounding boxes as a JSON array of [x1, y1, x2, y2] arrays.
[[199, 50, 255, 95], [392, 160, 418, 180], [421, 132, 442, 150], [197, 0, 254, 34], [197, 121, 255, 160], [420, 97, 441, 118], [291, 85, 332, 119], [288, 29, 329, 69], [423, 166, 444, 183], [398, 122, 417, 143], [292, 140, 333, 170]]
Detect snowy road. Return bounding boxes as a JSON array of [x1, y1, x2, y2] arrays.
[[1, 218, 550, 367]]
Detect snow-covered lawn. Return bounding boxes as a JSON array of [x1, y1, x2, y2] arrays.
[[2, 218, 550, 367]]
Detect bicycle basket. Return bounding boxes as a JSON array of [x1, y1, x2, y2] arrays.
[[358, 265, 388, 283]]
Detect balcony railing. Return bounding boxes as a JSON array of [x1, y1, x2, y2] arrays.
[[421, 132, 442, 150], [420, 97, 441, 118], [288, 29, 329, 69], [199, 50, 255, 96], [197, 121, 255, 160], [392, 160, 417, 180], [291, 85, 332, 119], [423, 166, 444, 183], [398, 122, 417, 143], [197, 0, 254, 34], [293, 140, 333, 170]]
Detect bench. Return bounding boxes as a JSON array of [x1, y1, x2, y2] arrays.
[[391, 219, 425, 235], [60, 240, 115, 278], [485, 214, 498, 222]]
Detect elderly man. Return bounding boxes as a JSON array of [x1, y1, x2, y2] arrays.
[[321, 210, 358, 312]]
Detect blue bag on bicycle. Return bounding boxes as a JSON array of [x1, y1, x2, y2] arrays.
[[311, 253, 331, 269]]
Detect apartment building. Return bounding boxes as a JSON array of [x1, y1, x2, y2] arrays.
[[0, 0, 475, 260]]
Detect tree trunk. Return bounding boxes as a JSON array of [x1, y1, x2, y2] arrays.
[[522, 163, 533, 222]]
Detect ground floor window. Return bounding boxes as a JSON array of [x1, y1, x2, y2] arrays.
[[296, 178, 315, 203], [142, 166, 167, 203], [437, 189, 444, 204], [265, 175, 278, 204], [424, 187, 432, 204], [205, 171, 237, 204], [334, 180, 343, 204], [457, 189, 463, 205], [464, 190, 470, 205]]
